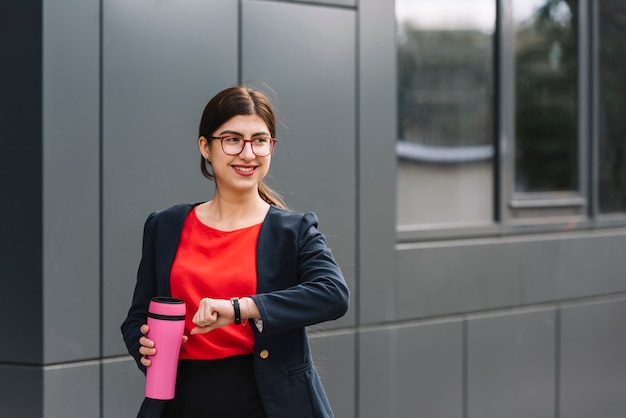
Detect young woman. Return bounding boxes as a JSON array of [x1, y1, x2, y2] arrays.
[[121, 85, 350, 418]]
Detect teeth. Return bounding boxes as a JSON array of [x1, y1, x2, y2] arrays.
[[235, 166, 254, 172]]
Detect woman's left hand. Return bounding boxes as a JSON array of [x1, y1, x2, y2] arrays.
[[190, 298, 235, 335]]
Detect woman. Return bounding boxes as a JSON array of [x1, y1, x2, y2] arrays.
[[121, 85, 350, 418]]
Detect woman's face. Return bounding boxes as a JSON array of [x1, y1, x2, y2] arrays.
[[199, 114, 272, 195]]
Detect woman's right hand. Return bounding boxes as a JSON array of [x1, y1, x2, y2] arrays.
[[138, 324, 189, 367], [138, 324, 156, 367]]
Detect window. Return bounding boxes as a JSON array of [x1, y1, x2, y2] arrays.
[[396, 0, 626, 237], [597, 0, 626, 215], [396, 0, 496, 229], [510, 0, 583, 218]]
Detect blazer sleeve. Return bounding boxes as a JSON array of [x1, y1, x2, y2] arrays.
[[251, 211, 350, 335], [120, 212, 158, 373]]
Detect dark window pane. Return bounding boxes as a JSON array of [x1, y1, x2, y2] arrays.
[[514, 0, 579, 193], [598, 0, 626, 214]]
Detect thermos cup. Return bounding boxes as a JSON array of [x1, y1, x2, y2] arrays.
[[145, 297, 186, 400]]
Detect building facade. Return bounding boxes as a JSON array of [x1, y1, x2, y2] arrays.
[[1, 0, 625, 417]]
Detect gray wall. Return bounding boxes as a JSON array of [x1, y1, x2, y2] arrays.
[[2, 0, 626, 417]]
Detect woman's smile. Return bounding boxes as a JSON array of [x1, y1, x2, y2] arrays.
[[232, 165, 257, 175]]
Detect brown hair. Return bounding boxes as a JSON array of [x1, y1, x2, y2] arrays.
[[198, 85, 287, 209]]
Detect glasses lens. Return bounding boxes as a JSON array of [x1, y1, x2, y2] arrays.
[[221, 137, 242, 155], [219, 137, 274, 156], [253, 138, 274, 156]]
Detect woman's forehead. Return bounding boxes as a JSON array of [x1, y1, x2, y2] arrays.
[[216, 114, 270, 135]]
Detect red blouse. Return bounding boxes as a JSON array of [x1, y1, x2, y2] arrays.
[[170, 207, 259, 360]]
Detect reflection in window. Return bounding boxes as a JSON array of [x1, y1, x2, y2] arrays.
[[598, 0, 626, 214], [396, 0, 495, 227], [514, 0, 579, 193]]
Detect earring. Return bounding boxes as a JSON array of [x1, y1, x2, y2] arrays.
[[205, 157, 211, 164]]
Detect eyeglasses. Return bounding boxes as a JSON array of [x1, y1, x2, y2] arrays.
[[210, 135, 277, 157]]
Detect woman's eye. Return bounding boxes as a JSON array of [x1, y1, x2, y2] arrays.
[[225, 136, 242, 144], [254, 137, 270, 144]]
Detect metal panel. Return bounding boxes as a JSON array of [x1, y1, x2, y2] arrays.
[[102, 357, 145, 418], [42, 0, 101, 364], [309, 332, 356, 418], [0, 365, 43, 417], [560, 298, 626, 418], [43, 361, 100, 417], [467, 309, 556, 418], [359, 328, 395, 418], [242, 0, 356, 328], [0, 1, 43, 365], [397, 229, 626, 319], [102, 0, 238, 356], [397, 241, 520, 318], [360, 320, 463, 418], [395, 321, 464, 418], [359, 0, 398, 324]]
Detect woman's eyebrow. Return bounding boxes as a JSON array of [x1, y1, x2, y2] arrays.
[[218, 130, 243, 136], [218, 130, 270, 137]]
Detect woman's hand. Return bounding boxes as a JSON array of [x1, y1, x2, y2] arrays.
[[190, 298, 235, 335], [138, 324, 155, 367], [138, 324, 188, 367]]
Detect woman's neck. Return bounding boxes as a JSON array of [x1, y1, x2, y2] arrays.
[[197, 192, 269, 231]]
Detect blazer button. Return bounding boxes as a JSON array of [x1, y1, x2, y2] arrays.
[[259, 349, 269, 359]]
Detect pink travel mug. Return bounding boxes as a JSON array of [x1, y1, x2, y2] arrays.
[[145, 297, 186, 400]]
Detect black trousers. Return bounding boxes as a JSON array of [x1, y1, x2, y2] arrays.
[[139, 355, 267, 418]]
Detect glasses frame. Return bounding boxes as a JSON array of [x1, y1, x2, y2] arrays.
[[209, 135, 277, 157]]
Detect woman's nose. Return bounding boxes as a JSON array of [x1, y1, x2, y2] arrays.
[[239, 141, 256, 159]]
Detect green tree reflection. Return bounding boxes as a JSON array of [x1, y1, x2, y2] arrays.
[[515, 0, 578, 192], [598, 0, 626, 213]]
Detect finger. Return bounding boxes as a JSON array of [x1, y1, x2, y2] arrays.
[[192, 309, 218, 327], [139, 341, 156, 355], [139, 345, 156, 356], [192, 300, 209, 323], [190, 325, 212, 335], [139, 335, 155, 348], [141, 356, 152, 367], [182, 335, 189, 344], [193, 298, 217, 324], [140, 324, 149, 336]]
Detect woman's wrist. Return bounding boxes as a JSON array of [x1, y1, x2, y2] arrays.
[[241, 297, 260, 321], [231, 297, 255, 325], [241, 297, 249, 325]]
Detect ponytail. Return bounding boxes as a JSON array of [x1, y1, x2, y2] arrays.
[[259, 181, 288, 209]]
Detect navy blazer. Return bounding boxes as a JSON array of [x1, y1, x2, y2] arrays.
[[121, 203, 350, 418]]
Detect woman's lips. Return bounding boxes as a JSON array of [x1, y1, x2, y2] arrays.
[[232, 165, 256, 176]]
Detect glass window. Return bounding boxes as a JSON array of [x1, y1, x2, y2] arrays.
[[597, 0, 626, 214], [396, 0, 495, 228], [513, 0, 579, 194]]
